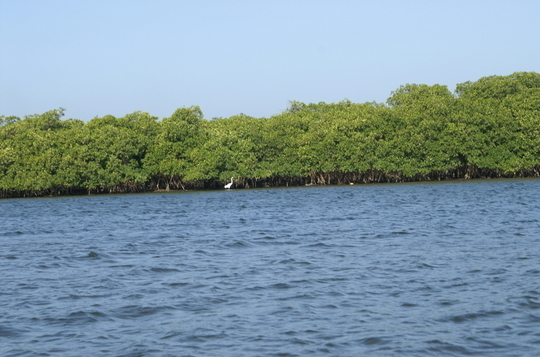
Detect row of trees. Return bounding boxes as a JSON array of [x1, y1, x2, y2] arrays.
[[1, 72, 539, 198]]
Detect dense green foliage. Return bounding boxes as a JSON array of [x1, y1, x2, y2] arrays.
[[2, 72, 540, 197]]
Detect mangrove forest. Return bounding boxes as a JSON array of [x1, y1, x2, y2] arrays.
[[1, 71, 540, 198]]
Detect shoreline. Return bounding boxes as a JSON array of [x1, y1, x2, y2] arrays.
[[2, 165, 539, 199]]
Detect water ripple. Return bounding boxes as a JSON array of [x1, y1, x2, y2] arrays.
[[2, 179, 540, 356]]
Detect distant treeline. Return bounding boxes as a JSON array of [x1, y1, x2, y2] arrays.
[[1, 71, 540, 198]]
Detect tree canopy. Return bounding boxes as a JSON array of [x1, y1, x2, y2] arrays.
[[2, 72, 539, 198]]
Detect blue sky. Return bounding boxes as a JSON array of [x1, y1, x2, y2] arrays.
[[1, 0, 539, 121]]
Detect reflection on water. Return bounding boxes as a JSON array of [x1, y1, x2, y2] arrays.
[[2, 179, 540, 356]]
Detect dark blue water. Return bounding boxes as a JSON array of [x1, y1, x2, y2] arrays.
[[2, 179, 540, 356]]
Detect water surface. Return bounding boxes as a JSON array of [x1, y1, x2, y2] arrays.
[[2, 179, 540, 356]]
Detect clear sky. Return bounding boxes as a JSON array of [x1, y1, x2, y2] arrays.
[[1, 0, 539, 121]]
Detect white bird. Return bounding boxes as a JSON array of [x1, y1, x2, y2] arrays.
[[224, 177, 234, 189]]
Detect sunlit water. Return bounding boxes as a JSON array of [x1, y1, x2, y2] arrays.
[[2, 179, 540, 356]]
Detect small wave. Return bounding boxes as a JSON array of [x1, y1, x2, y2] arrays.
[[523, 314, 540, 324], [0, 325, 27, 338], [445, 310, 505, 323], [41, 310, 112, 326], [277, 293, 316, 301], [253, 237, 300, 246], [485, 268, 507, 275], [417, 263, 436, 269], [510, 296, 540, 310], [110, 264, 135, 268], [255, 235, 275, 240], [442, 281, 468, 289], [270, 283, 294, 289], [426, 340, 472, 354], [224, 240, 252, 248], [358, 336, 391, 346], [112, 305, 175, 319], [290, 279, 311, 285], [168, 282, 189, 287], [149, 267, 181, 273], [117, 348, 166, 357], [307, 242, 331, 248], [316, 277, 348, 283], [278, 258, 311, 265], [270, 306, 294, 315], [17, 283, 39, 290], [288, 337, 311, 345], [161, 329, 228, 343], [401, 302, 418, 307], [0, 231, 24, 237]]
